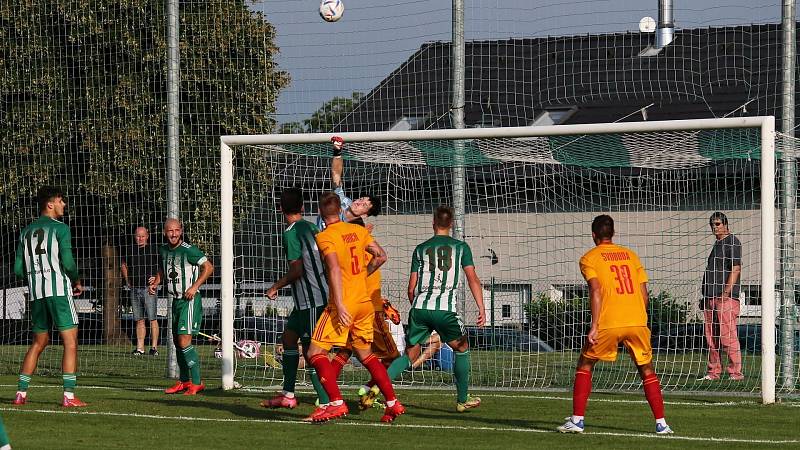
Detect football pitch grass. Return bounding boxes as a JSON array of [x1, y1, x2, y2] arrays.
[[0, 376, 798, 449]]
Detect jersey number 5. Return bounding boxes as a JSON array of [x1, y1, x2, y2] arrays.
[[349, 246, 361, 275], [610, 264, 634, 294]]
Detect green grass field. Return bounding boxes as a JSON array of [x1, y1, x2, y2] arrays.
[[0, 375, 798, 449], [2, 344, 779, 394]]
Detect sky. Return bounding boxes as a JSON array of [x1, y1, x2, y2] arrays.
[[252, 0, 791, 124]]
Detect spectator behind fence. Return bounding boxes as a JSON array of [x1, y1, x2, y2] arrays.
[[121, 226, 161, 356], [699, 212, 743, 381]]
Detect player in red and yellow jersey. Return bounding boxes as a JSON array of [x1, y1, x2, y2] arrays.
[[325, 218, 402, 411], [305, 192, 404, 423], [558, 215, 673, 435]]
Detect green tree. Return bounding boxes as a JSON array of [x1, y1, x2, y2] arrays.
[[1, 0, 289, 245], [279, 92, 363, 133], [0, 0, 289, 341]]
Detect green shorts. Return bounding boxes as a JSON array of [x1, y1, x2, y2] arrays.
[[172, 295, 202, 336], [30, 295, 79, 333], [285, 305, 326, 344], [406, 309, 465, 346]]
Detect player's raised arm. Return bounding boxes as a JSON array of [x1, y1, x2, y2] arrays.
[[331, 136, 344, 188], [463, 266, 486, 327]]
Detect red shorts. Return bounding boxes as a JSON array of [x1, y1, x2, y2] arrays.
[[582, 326, 652, 366]]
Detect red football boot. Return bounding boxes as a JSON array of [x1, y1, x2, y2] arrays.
[[165, 380, 190, 394], [311, 402, 348, 422], [380, 400, 405, 423], [62, 396, 87, 407], [183, 382, 206, 396], [12, 392, 26, 405], [260, 393, 298, 409]]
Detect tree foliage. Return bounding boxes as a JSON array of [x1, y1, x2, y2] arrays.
[[279, 92, 363, 133], [0, 0, 290, 255]]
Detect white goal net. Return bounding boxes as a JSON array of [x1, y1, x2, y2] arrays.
[[221, 117, 785, 403]]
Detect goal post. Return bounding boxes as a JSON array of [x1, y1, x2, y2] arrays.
[[220, 116, 779, 403]]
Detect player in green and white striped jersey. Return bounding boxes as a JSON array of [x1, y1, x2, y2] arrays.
[[385, 205, 486, 412], [261, 187, 330, 409], [149, 218, 214, 396], [12, 186, 86, 407]]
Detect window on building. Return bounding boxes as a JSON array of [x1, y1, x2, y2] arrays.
[[390, 116, 427, 131], [530, 106, 578, 126]]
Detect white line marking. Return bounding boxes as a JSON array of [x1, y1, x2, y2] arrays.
[[5, 384, 796, 408], [0, 407, 796, 445]]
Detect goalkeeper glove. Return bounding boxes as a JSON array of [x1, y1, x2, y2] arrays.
[[331, 136, 344, 157], [383, 298, 401, 325]]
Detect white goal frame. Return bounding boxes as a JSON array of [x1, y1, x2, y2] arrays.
[[219, 116, 777, 403]]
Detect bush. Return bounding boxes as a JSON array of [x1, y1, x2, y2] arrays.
[[524, 293, 589, 351], [647, 291, 690, 329], [524, 290, 690, 350]]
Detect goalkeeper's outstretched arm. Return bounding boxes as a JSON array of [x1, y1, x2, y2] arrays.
[[331, 136, 344, 188]]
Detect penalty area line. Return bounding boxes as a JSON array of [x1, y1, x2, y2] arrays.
[[0, 407, 797, 445]]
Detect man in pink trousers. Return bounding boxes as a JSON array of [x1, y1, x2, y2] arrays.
[[700, 212, 743, 381]]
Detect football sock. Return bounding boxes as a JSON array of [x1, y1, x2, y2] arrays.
[[387, 355, 410, 380], [18, 373, 31, 392], [62, 373, 77, 394], [0, 416, 10, 448], [309, 354, 342, 402], [175, 343, 190, 382], [643, 373, 666, 420], [281, 348, 300, 393], [454, 350, 471, 403], [309, 368, 330, 404], [573, 369, 592, 416], [183, 345, 202, 385], [331, 351, 349, 380], [362, 354, 396, 402], [656, 418, 667, 426]]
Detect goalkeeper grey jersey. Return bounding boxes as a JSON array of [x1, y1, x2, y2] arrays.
[[410, 235, 474, 313], [14, 216, 79, 300]]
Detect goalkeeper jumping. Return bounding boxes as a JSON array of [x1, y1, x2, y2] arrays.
[[313, 136, 403, 411]]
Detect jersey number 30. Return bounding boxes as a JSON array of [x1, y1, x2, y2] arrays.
[[610, 264, 634, 294]]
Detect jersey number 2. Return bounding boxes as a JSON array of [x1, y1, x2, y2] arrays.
[[610, 264, 634, 294], [33, 228, 47, 255]]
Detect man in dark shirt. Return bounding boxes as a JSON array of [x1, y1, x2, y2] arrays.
[[700, 212, 743, 381], [121, 227, 160, 356]]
